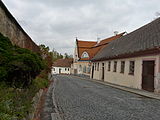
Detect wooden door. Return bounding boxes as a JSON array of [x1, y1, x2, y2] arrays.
[[74, 69, 77, 74], [91, 65, 94, 79], [142, 61, 155, 92]]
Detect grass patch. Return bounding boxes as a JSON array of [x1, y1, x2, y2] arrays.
[[0, 71, 49, 120]]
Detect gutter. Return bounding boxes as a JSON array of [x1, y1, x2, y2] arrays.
[[91, 47, 160, 62]]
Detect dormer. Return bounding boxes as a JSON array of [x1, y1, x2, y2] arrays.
[[81, 51, 89, 58]]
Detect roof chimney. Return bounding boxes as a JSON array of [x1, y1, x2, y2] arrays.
[[97, 37, 101, 43], [114, 31, 119, 36], [76, 37, 78, 41]]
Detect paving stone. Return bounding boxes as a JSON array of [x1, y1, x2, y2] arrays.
[[54, 75, 160, 120]]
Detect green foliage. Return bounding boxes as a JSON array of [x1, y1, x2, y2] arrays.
[[34, 76, 49, 89], [0, 70, 49, 120], [39, 44, 53, 73], [0, 33, 44, 88], [0, 33, 51, 120], [52, 49, 63, 61]]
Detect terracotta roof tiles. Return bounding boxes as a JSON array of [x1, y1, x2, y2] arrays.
[[76, 32, 125, 61], [53, 58, 73, 67]]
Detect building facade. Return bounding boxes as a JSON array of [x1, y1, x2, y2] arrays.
[[52, 67, 71, 74], [72, 40, 97, 76], [91, 18, 160, 93], [52, 58, 73, 75], [72, 33, 124, 76]]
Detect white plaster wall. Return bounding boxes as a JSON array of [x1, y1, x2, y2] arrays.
[[92, 62, 103, 80], [73, 43, 79, 62], [52, 67, 71, 74], [76, 61, 91, 76], [70, 64, 74, 74], [91, 55, 160, 92]]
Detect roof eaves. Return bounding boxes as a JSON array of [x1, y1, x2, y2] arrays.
[[91, 47, 160, 62]]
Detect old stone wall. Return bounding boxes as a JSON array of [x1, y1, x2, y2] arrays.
[[0, 1, 40, 53]]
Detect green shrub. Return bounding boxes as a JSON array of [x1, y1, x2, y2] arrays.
[[0, 33, 45, 88], [33, 70, 49, 89], [0, 33, 51, 119]]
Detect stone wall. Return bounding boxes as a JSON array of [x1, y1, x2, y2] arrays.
[[0, 1, 40, 53]]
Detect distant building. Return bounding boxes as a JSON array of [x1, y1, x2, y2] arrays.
[[72, 33, 125, 76], [52, 58, 73, 74], [91, 18, 160, 93]]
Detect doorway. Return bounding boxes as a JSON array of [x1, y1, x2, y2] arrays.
[[102, 63, 104, 81], [142, 61, 155, 92], [91, 65, 94, 79], [59, 68, 61, 74]]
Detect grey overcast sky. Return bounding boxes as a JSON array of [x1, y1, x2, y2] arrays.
[[2, 0, 160, 55]]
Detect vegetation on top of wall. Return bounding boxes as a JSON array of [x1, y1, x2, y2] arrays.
[[0, 33, 51, 120], [0, 33, 44, 88]]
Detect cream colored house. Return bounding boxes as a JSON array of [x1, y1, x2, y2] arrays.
[[91, 18, 160, 92], [72, 40, 96, 76], [72, 33, 124, 76]]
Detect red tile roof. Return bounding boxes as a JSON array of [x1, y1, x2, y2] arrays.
[[96, 32, 125, 46], [76, 32, 125, 61], [53, 58, 73, 67], [77, 40, 97, 48]]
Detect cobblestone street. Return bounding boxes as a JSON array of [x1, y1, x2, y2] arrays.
[[53, 75, 160, 120]]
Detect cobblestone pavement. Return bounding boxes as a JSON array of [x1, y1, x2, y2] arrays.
[[54, 75, 160, 120]]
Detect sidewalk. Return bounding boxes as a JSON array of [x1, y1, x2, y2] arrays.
[[72, 75, 160, 100]]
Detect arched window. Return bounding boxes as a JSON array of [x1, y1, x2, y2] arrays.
[[81, 51, 89, 58]]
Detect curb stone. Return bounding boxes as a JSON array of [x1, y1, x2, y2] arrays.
[[71, 75, 160, 100], [52, 77, 62, 120]]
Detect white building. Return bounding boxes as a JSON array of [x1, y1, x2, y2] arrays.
[[52, 58, 73, 74], [91, 18, 160, 93], [72, 33, 124, 76]]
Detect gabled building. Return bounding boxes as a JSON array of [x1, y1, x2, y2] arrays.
[[72, 33, 125, 76], [52, 58, 73, 74], [91, 18, 160, 92]]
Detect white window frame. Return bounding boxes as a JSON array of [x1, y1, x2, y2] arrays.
[[81, 51, 89, 58]]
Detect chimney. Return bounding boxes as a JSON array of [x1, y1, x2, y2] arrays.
[[114, 31, 119, 36], [97, 37, 101, 43]]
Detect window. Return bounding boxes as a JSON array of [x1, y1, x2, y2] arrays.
[[97, 63, 99, 71], [113, 61, 117, 72], [65, 68, 67, 71], [79, 65, 82, 72], [83, 66, 86, 73], [81, 51, 89, 58], [95, 63, 96, 70], [129, 61, 135, 75], [87, 66, 91, 74], [108, 61, 111, 71], [120, 61, 125, 73], [53, 68, 55, 71]]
